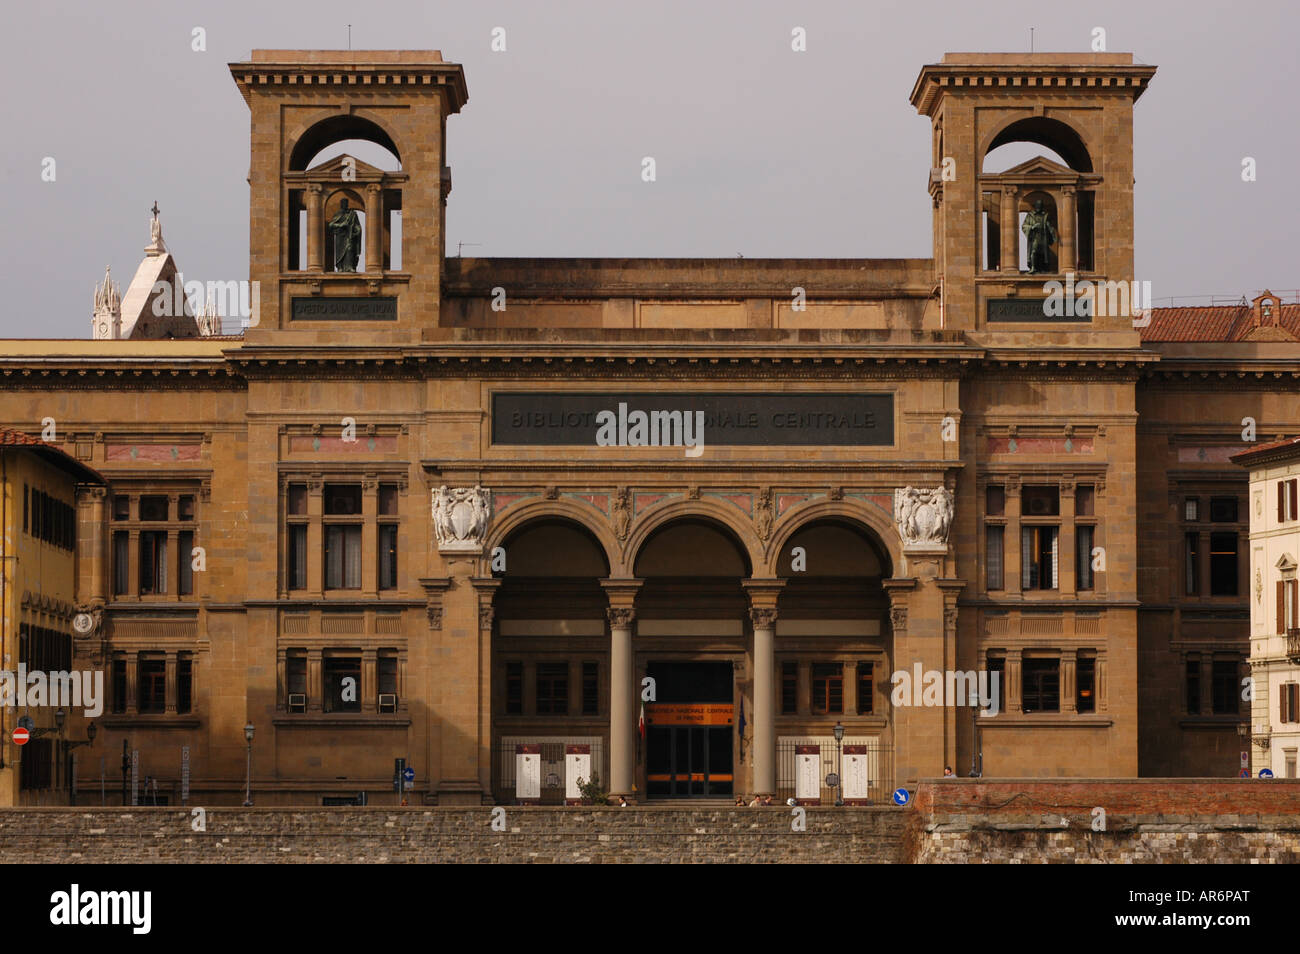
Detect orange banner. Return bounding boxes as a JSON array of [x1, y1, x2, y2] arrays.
[[646, 704, 734, 726]]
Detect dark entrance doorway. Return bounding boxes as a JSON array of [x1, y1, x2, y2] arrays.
[[645, 661, 734, 798]]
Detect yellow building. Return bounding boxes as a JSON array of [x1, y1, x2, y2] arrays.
[[0, 428, 105, 804]]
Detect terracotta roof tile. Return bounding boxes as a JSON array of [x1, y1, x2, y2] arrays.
[[0, 428, 107, 483], [1141, 304, 1300, 342]]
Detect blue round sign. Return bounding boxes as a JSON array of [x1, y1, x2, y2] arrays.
[[402, 767, 416, 782], [892, 788, 910, 806], [1259, 768, 1274, 779]]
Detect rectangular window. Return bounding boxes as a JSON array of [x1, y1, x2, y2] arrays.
[[1021, 657, 1060, 713], [324, 484, 362, 516], [1280, 480, 1300, 522], [1209, 496, 1238, 523], [1185, 498, 1199, 522], [582, 661, 599, 715], [379, 524, 398, 590], [323, 656, 361, 713], [324, 525, 362, 589], [1075, 484, 1095, 517], [1021, 526, 1058, 590], [1185, 533, 1199, 596], [1211, 659, 1239, 715], [1280, 578, 1299, 634], [1209, 532, 1239, 596], [378, 652, 398, 710], [287, 484, 308, 516], [378, 484, 399, 516], [22, 484, 27, 533], [986, 525, 1004, 591], [856, 662, 874, 715], [177, 654, 193, 714], [1186, 655, 1202, 714], [811, 663, 843, 715], [113, 496, 130, 521], [178, 495, 195, 521], [1279, 683, 1300, 724], [138, 657, 166, 713], [536, 663, 568, 715], [1076, 525, 1095, 591], [781, 662, 798, 715], [1287, 749, 1297, 780], [178, 530, 194, 595], [288, 525, 307, 590], [286, 652, 307, 710], [139, 531, 168, 595], [987, 655, 1005, 714], [139, 495, 168, 521], [986, 485, 1005, 517], [505, 662, 523, 715], [112, 657, 126, 713], [1076, 655, 1096, 713], [113, 532, 129, 595], [1021, 485, 1060, 517]]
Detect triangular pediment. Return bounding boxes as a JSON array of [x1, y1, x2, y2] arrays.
[[1276, 553, 1297, 572], [305, 153, 389, 179], [997, 155, 1078, 178]]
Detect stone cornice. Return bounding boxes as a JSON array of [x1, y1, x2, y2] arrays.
[[910, 58, 1157, 115], [228, 57, 468, 113]]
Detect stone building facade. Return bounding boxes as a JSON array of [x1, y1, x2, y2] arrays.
[[0, 48, 1292, 804]]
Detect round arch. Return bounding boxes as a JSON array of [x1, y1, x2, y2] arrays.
[[764, 499, 901, 579], [623, 499, 762, 577], [485, 500, 619, 577], [287, 112, 404, 171], [982, 115, 1094, 173]]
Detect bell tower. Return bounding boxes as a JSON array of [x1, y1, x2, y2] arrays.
[[911, 53, 1156, 337], [229, 51, 468, 342]]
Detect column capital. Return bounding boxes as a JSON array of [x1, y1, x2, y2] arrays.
[[607, 606, 636, 628], [742, 578, 786, 609], [600, 577, 644, 609], [749, 606, 778, 629]]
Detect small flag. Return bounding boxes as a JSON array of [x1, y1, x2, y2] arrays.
[[638, 702, 645, 739]]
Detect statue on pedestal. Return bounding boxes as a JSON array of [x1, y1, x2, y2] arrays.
[[328, 199, 362, 272], [1022, 199, 1057, 274]]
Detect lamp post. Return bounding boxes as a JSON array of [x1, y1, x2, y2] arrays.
[[65, 721, 97, 807], [833, 721, 844, 807], [968, 688, 983, 777], [243, 722, 255, 806]]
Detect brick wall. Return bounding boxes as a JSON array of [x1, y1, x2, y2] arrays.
[[909, 778, 1300, 863], [0, 806, 905, 864]]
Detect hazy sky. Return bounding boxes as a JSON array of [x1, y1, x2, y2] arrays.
[[3, 0, 1297, 338]]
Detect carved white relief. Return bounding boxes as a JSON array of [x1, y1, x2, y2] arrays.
[[432, 485, 491, 552], [894, 486, 954, 550]]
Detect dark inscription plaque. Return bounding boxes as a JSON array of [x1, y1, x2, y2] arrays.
[[987, 296, 1091, 322], [291, 297, 398, 321], [492, 392, 894, 446]]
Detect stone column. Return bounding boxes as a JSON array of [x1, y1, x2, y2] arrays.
[[1006, 649, 1022, 713], [307, 480, 323, 596], [167, 494, 180, 599], [79, 486, 107, 606], [1005, 477, 1022, 595], [1061, 651, 1076, 714], [361, 649, 378, 714], [1197, 530, 1211, 599], [743, 580, 784, 798], [601, 579, 642, 802], [127, 530, 140, 598], [1059, 186, 1077, 274], [306, 184, 324, 272], [361, 480, 378, 598], [1000, 186, 1019, 274], [1059, 478, 1076, 596], [365, 184, 383, 274], [125, 652, 139, 714], [307, 649, 323, 712], [164, 652, 177, 714]]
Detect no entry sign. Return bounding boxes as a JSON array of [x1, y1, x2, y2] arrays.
[[12, 727, 29, 746]]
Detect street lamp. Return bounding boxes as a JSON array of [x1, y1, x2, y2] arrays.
[[968, 688, 983, 777], [833, 721, 845, 807], [243, 722, 255, 806], [65, 721, 97, 807]]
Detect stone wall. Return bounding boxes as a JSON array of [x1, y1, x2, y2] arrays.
[[908, 778, 1300, 863], [0, 806, 905, 864]]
